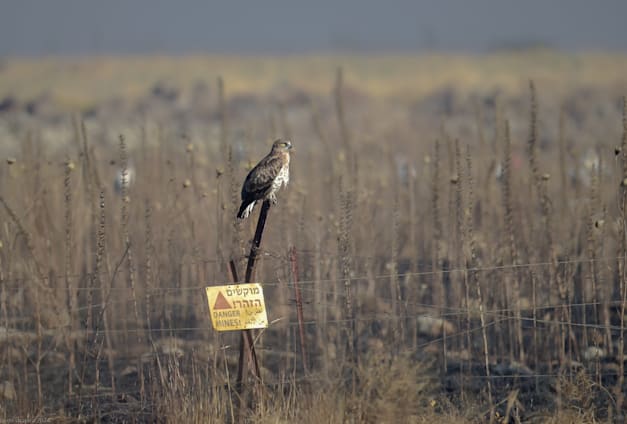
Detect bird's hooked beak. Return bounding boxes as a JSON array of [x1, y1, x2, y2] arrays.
[[286, 140, 293, 150]]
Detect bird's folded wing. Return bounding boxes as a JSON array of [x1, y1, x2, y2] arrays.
[[243, 155, 283, 197]]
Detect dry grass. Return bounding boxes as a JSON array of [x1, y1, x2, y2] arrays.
[[0, 53, 627, 422]]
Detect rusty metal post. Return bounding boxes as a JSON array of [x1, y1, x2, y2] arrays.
[[226, 261, 260, 386], [244, 200, 271, 283], [229, 199, 272, 419]]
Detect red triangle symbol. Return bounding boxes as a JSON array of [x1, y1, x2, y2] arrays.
[[213, 291, 232, 310]]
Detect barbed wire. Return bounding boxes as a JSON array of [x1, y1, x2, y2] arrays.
[[2, 306, 627, 338], [0, 251, 623, 291], [2, 282, 627, 335], [5, 311, 624, 420], [1, 249, 625, 357]]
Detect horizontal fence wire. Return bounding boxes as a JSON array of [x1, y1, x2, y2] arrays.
[[0, 252, 625, 335], [2, 306, 626, 337], [0, 251, 624, 290]]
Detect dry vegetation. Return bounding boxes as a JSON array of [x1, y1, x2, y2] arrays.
[[1, 53, 627, 422]]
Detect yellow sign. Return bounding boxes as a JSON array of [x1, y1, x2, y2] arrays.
[[205, 283, 268, 331]]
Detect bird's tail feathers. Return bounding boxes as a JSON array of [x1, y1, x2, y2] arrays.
[[237, 201, 256, 219]]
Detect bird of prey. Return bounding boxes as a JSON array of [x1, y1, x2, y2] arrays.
[[237, 139, 292, 219]]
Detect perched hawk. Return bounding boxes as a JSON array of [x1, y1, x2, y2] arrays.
[[237, 139, 292, 219]]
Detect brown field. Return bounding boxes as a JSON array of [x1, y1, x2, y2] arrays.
[[1, 52, 627, 422]]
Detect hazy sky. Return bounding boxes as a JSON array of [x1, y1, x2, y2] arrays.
[[2, 0, 626, 55]]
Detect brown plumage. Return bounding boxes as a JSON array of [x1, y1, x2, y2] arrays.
[[237, 139, 292, 219]]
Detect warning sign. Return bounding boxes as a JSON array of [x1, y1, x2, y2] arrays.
[[205, 283, 268, 331]]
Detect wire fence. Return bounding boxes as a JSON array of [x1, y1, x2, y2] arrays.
[[0, 250, 623, 290], [1, 246, 625, 421], [2, 247, 625, 393], [0, 300, 624, 337], [0, 250, 625, 336]]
